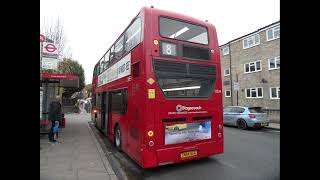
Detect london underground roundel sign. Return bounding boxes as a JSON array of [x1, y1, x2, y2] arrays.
[[42, 42, 59, 55]]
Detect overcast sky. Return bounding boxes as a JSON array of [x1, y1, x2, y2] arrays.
[[40, 0, 280, 85]]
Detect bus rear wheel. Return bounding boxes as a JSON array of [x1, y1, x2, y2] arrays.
[[114, 125, 122, 151]]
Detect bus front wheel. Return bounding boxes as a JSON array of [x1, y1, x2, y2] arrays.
[[114, 125, 122, 151]]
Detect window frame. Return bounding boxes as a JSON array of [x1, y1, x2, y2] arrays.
[[114, 35, 125, 60], [244, 60, 262, 74], [266, 25, 280, 41], [225, 90, 231, 97], [245, 87, 263, 98], [270, 87, 280, 99], [233, 107, 245, 113], [93, 63, 98, 78], [268, 56, 280, 70], [158, 16, 209, 45], [222, 46, 229, 56], [110, 89, 128, 114], [224, 68, 230, 76], [96, 93, 102, 106], [97, 15, 143, 76], [243, 34, 260, 49], [223, 80, 230, 86], [125, 17, 142, 52], [224, 107, 233, 113]]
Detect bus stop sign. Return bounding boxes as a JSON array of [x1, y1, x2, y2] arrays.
[[42, 42, 58, 55]]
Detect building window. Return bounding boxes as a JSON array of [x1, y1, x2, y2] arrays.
[[244, 60, 261, 73], [223, 80, 230, 86], [225, 90, 231, 97], [270, 87, 280, 99], [222, 46, 229, 55], [267, 25, 280, 41], [224, 68, 230, 76], [268, 56, 280, 70], [245, 87, 263, 98], [243, 34, 260, 49]]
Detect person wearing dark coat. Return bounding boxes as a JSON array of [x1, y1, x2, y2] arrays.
[[48, 99, 62, 142]]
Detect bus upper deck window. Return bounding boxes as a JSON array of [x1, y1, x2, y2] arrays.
[[159, 17, 208, 45]]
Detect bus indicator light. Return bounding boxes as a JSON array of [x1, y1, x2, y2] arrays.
[[148, 130, 154, 137], [153, 39, 159, 45]]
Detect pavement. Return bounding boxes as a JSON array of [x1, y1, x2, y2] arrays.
[[40, 112, 118, 180]]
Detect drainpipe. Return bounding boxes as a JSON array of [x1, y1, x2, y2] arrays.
[[236, 73, 239, 106], [228, 43, 233, 106]]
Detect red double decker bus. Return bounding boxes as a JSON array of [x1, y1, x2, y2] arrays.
[[91, 7, 223, 168]]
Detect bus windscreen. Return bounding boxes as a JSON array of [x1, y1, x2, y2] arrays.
[[159, 17, 208, 45]]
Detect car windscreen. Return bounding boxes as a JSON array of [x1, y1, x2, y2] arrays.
[[248, 107, 265, 113], [159, 17, 208, 45]]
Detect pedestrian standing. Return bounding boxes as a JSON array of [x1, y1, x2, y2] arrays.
[[85, 101, 89, 113], [87, 100, 91, 113], [48, 98, 62, 143]]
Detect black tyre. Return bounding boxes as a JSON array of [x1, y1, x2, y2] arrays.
[[114, 125, 122, 151], [174, 126, 179, 131], [237, 119, 248, 130]]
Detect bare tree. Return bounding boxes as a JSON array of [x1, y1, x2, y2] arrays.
[[41, 17, 71, 58]]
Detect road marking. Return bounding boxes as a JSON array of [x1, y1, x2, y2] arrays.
[[270, 130, 280, 133], [218, 160, 237, 169]]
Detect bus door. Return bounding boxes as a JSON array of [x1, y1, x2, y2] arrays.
[[102, 92, 110, 134]]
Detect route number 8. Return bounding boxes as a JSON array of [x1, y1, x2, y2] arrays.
[[166, 44, 172, 55]]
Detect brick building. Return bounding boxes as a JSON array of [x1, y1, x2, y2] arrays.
[[220, 21, 280, 123]]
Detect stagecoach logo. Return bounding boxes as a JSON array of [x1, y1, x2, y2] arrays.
[[176, 104, 202, 112]]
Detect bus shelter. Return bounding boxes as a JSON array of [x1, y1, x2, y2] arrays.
[[40, 73, 79, 134]]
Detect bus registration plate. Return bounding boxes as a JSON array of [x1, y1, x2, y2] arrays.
[[181, 150, 198, 159]]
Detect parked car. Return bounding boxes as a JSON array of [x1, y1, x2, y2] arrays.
[[223, 106, 269, 129]]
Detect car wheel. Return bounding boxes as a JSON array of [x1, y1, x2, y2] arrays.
[[237, 119, 248, 130], [114, 125, 122, 151], [174, 126, 179, 131]]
